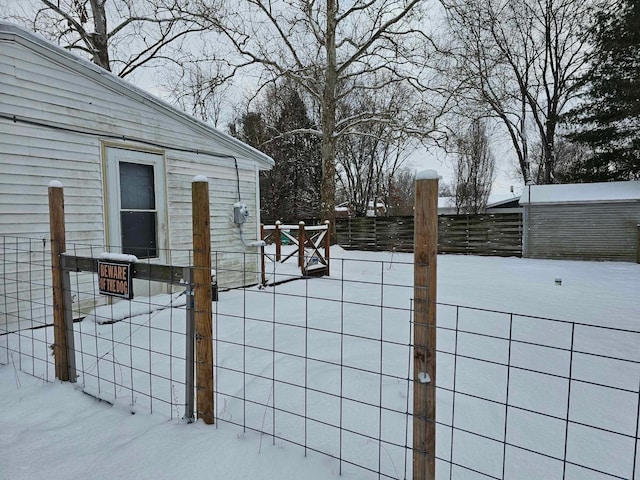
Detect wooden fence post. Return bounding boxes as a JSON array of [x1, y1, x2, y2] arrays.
[[413, 170, 439, 480], [192, 177, 214, 424], [48, 181, 76, 382], [298, 221, 306, 268], [324, 220, 331, 276], [275, 221, 282, 262]]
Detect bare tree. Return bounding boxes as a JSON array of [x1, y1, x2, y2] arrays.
[[530, 136, 591, 184], [442, 0, 600, 184], [1, 0, 206, 78], [184, 0, 447, 225], [386, 168, 415, 216], [335, 83, 417, 217], [451, 119, 494, 214], [168, 61, 231, 127], [337, 132, 415, 217]]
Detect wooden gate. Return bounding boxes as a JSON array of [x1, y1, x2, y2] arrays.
[[260, 221, 331, 285], [48, 178, 215, 424]]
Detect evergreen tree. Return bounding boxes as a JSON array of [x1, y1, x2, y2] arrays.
[[566, 0, 640, 181], [231, 87, 322, 221], [264, 91, 322, 221]]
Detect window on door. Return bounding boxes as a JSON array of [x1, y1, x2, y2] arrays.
[[119, 162, 157, 258]]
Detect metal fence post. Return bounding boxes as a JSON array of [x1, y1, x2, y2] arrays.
[[413, 170, 439, 480], [184, 266, 195, 423], [61, 260, 76, 382], [275, 221, 282, 262], [324, 220, 331, 276]]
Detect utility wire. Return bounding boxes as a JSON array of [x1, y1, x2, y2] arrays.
[[1, 112, 239, 161]]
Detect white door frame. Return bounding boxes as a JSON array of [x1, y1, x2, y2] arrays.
[[103, 145, 168, 264]]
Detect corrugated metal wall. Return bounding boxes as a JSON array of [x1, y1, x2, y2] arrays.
[[524, 202, 640, 261]]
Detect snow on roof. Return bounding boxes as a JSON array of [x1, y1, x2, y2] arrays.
[[487, 193, 518, 205], [486, 195, 521, 209], [519, 181, 640, 205], [439, 194, 519, 210]]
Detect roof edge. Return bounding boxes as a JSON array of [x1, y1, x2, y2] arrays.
[[0, 22, 274, 169]]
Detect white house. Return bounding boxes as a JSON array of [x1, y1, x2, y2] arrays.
[[437, 193, 521, 215], [0, 22, 274, 329]]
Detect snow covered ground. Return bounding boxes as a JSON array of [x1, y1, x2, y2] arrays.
[[1, 248, 640, 479]]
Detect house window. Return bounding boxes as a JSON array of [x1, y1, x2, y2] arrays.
[[105, 146, 166, 262], [119, 162, 157, 258]]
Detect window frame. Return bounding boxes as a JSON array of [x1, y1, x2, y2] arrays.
[[103, 144, 168, 263]]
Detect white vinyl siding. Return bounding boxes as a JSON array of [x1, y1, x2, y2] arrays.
[[0, 28, 271, 331], [0, 38, 263, 276]]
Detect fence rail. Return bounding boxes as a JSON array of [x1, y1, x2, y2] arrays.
[[336, 213, 523, 257], [2, 237, 639, 479]]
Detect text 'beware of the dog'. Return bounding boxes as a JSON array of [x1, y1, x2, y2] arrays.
[[98, 261, 133, 299]]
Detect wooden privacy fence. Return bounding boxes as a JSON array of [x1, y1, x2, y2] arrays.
[[336, 212, 522, 256]]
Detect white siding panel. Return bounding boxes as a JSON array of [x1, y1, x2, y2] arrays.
[[165, 154, 260, 287], [1, 31, 270, 331], [2, 33, 274, 171], [0, 121, 105, 243], [1, 160, 100, 178]]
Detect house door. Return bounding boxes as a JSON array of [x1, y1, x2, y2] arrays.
[[104, 146, 168, 264]]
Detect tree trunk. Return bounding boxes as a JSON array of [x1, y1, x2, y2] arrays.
[[543, 118, 556, 184], [89, 0, 111, 71], [321, 0, 337, 234]]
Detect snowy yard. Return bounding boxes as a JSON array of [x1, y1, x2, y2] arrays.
[[1, 248, 640, 479]]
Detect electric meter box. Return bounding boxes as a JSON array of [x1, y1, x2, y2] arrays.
[[233, 202, 249, 224]]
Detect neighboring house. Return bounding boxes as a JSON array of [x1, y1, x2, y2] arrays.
[[335, 201, 351, 218], [0, 22, 274, 328], [334, 200, 387, 217], [438, 194, 522, 215], [485, 196, 522, 213], [520, 181, 640, 262], [366, 200, 386, 217]]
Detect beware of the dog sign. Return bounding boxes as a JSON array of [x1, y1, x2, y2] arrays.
[[98, 261, 133, 299]]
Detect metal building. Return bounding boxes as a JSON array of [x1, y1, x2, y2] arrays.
[[520, 181, 640, 262]]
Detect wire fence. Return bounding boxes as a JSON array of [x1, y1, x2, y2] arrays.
[[435, 303, 640, 480], [1, 236, 54, 380], [2, 237, 640, 479], [0, 237, 194, 418]]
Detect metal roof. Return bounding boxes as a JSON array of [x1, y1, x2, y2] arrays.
[[519, 181, 640, 205]]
